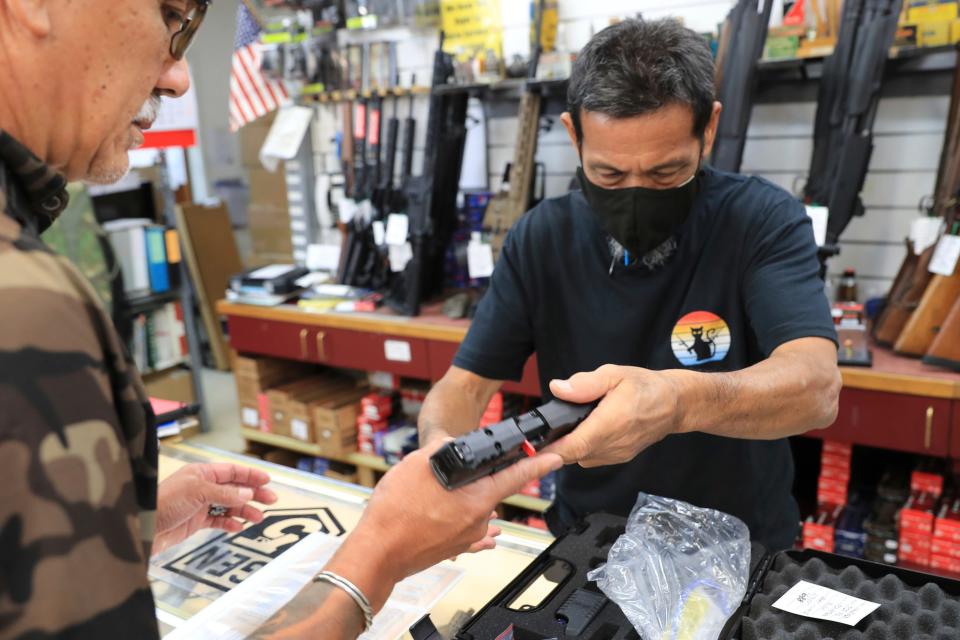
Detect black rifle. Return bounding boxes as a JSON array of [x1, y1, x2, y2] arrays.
[[400, 87, 416, 185], [338, 98, 370, 285], [804, 0, 902, 249], [710, 0, 773, 173], [385, 33, 468, 316], [375, 93, 399, 219]]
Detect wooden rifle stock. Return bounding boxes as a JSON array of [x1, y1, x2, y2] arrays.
[[873, 241, 935, 345], [893, 270, 960, 356], [924, 294, 960, 371], [874, 44, 960, 345]]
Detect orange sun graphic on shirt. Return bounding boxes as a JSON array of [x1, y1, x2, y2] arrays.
[[671, 311, 731, 366]]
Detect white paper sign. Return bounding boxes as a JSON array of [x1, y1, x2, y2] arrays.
[[338, 198, 359, 224], [772, 580, 881, 626], [241, 408, 259, 428], [467, 238, 495, 279], [372, 220, 386, 246], [385, 214, 410, 246], [805, 205, 828, 247], [384, 340, 413, 363], [259, 106, 314, 171], [389, 243, 413, 272], [929, 235, 960, 276], [290, 419, 309, 441], [910, 217, 944, 255], [306, 244, 342, 272]]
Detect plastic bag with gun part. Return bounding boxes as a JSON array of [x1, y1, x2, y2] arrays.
[[587, 493, 750, 640]]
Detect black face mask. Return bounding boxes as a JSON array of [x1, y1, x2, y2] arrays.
[[577, 166, 701, 257]]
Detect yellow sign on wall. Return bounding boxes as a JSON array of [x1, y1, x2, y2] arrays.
[[441, 0, 504, 66]]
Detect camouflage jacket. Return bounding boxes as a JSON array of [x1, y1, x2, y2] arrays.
[[0, 131, 159, 638]]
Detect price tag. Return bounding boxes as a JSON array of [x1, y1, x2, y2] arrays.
[[805, 206, 828, 247], [291, 419, 309, 441], [372, 220, 386, 246], [772, 580, 880, 626], [339, 198, 359, 224], [241, 408, 259, 428], [384, 340, 412, 363], [911, 217, 944, 255], [929, 235, 960, 276], [388, 243, 413, 272], [467, 237, 494, 279], [385, 214, 409, 246]]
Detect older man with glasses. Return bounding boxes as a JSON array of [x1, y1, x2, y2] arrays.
[[0, 2, 560, 638]]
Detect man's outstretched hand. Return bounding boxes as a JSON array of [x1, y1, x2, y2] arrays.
[[153, 462, 279, 554]]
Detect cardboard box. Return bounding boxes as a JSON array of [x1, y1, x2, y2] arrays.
[[918, 20, 951, 46], [312, 391, 366, 458], [267, 376, 358, 439], [822, 441, 852, 457], [931, 537, 960, 559], [931, 553, 960, 574], [821, 452, 851, 470], [235, 356, 314, 430], [247, 168, 289, 209], [900, 492, 937, 534]]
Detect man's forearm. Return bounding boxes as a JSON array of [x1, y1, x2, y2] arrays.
[[418, 369, 500, 443], [667, 339, 841, 440]]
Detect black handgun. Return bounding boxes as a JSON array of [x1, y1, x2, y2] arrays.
[[430, 400, 596, 490]]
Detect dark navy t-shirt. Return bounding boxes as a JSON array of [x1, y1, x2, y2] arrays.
[[453, 165, 837, 550]]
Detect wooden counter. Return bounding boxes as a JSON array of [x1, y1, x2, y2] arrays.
[[218, 300, 960, 458], [218, 300, 960, 397]]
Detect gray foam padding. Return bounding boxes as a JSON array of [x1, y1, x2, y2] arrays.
[[738, 555, 960, 640]]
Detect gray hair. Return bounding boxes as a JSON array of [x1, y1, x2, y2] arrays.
[[567, 18, 716, 143]]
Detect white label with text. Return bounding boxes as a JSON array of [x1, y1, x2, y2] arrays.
[[772, 580, 880, 626]]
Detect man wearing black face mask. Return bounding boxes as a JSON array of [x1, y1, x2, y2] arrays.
[[419, 18, 841, 551]]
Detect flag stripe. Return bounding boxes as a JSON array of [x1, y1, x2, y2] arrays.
[[238, 46, 273, 112], [232, 51, 266, 115], [242, 45, 282, 108], [230, 76, 256, 123], [228, 4, 288, 131]]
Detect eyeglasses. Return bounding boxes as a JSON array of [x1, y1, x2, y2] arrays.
[[168, 1, 211, 60]]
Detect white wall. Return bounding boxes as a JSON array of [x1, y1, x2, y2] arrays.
[[188, 0, 244, 190]]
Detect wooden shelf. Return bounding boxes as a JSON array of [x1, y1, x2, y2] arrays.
[[241, 427, 551, 512], [217, 299, 470, 343], [303, 86, 432, 102], [840, 345, 960, 400]]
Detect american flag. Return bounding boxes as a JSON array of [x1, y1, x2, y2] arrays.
[[229, 4, 289, 132]]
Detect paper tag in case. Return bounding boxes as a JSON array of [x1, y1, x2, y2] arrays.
[[772, 580, 880, 626]]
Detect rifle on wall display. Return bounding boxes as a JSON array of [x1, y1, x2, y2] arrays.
[[385, 32, 469, 316], [802, 0, 902, 254], [874, 43, 960, 347], [484, 0, 547, 262], [924, 229, 960, 371], [710, 0, 773, 173]]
